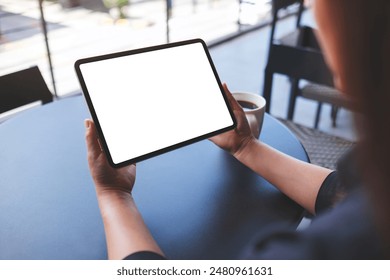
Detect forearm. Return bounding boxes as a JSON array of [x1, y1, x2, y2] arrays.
[[97, 191, 163, 260], [234, 139, 333, 214]]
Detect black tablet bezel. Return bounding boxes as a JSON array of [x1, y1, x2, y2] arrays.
[[75, 38, 236, 168]]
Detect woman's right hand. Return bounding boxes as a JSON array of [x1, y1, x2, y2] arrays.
[[85, 119, 136, 197], [209, 84, 256, 157]]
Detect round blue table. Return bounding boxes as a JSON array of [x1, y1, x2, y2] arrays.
[[0, 95, 307, 260]]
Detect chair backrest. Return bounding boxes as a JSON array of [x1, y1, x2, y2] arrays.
[[266, 43, 334, 87], [272, 0, 303, 15], [269, 0, 304, 48], [0, 66, 53, 114]]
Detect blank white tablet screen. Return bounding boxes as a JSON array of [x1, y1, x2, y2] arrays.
[[79, 41, 234, 165]]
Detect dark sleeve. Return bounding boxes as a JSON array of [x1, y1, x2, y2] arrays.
[[315, 171, 343, 214], [315, 149, 361, 214], [123, 251, 166, 260]]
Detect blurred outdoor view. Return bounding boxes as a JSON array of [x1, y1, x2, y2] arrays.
[[0, 0, 282, 96]]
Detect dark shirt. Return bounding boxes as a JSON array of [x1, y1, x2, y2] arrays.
[[125, 150, 384, 260]]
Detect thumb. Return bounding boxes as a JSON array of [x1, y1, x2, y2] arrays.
[[222, 83, 242, 111], [85, 119, 103, 160]]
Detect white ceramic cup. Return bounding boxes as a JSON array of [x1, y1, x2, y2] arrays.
[[232, 92, 266, 139]]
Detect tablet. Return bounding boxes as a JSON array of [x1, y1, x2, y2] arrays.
[[75, 39, 236, 168]]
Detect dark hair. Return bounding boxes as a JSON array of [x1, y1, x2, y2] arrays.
[[339, 0, 390, 256]]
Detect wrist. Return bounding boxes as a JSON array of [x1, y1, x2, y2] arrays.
[[233, 136, 259, 161], [96, 188, 133, 205], [96, 189, 137, 220]]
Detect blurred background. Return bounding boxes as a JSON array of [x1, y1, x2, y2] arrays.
[[0, 0, 293, 96]]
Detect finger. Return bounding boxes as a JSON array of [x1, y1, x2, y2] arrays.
[[85, 119, 102, 159], [123, 162, 137, 179], [222, 83, 243, 112], [129, 163, 136, 175]]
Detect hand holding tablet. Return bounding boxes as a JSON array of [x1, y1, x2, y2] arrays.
[[75, 39, 236, 167]]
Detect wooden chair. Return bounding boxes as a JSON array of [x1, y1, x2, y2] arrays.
[[0, 66, 53, 121], [263, 0, 352, 128]]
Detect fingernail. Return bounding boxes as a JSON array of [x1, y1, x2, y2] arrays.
[[84, 119, 90, 128]]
